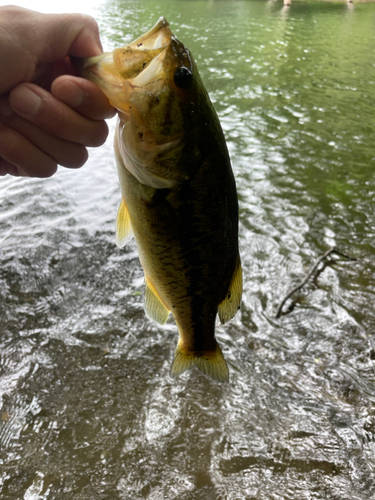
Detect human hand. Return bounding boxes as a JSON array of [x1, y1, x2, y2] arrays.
[[0, 6, 116, 177]]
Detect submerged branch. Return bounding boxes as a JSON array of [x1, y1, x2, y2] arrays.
[[275, 246, 356, 319]]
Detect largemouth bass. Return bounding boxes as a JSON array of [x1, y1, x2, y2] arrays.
[[74, 18, 242, 382]]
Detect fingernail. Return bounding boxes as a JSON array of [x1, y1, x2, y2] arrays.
[[10, 86, 42, 117]]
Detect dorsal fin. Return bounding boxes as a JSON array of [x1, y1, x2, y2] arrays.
[[115, 198, 134, 248], [218, 255, 242, 324], [144, 276, 170, 324]]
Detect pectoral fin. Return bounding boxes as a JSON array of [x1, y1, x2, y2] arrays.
[[218, 255, 243, 324], [171, 342, 229, 382], [144, 276, 170, 324], [116, 198, 134, 248]]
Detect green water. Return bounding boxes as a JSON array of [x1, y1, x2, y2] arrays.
[[1, 1, 375, 499]]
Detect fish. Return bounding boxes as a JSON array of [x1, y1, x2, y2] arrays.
[[73, 18, 242, 382]]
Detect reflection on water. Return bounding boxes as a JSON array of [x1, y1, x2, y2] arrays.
[[1, 1, 375, 499]]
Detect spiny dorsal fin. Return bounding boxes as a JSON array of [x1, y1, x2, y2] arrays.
[[115, 198, 134, 248], [218, 255, 243, 324], [144, 276, 170, 324], [171, 342, 229, 382]]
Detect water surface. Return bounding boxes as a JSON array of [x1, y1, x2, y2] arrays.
[[1, 1, 375, 499]]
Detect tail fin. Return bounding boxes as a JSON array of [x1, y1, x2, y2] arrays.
[[171, 342, 229, 382]]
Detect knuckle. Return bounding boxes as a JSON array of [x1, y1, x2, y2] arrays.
[[24, 158, 58, 178], [65, 12, 99, 31], [0, 123, 22, 158], [63, 146, 88, 168], [0, 121, 58, 178], [38, 164, 58, 178], [83, 14, 100, 35], [89, 121, 109, 147]]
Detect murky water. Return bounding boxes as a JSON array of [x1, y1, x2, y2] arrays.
[[1, 0, 375, 498]]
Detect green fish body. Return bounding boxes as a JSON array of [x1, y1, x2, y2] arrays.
[[75, 18, 242, 381]]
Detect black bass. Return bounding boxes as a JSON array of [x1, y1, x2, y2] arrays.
[[74, 18, 242, 381]]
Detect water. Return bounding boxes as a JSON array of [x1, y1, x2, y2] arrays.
[[1, 0, 375, 498]]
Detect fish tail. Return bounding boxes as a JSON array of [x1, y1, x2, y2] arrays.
[[171, 341, 229, 382]]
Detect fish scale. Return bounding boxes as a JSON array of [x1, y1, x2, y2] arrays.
[[74, 17, 242, 382]]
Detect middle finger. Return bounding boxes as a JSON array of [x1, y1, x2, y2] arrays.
[[9, 83, 109, 147]]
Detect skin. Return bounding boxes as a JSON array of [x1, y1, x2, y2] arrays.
[[117, 130, 239, 355], [77, 20, 242, 379], [113, 38, 240, 354], [0, 6, 115, 177]]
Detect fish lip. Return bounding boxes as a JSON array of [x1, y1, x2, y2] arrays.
[[73, 18, 193, 114], [73, 56, 126, 108], [72, 17, 174, 100], [129, 16, 171, 50], [71, 16, 171, 72], [71, 52, 116, 81]]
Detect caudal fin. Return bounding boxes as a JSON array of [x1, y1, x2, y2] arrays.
[[171, 342, 229, 382]]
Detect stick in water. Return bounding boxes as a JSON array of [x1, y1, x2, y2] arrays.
[[275, 246, 356, 319]]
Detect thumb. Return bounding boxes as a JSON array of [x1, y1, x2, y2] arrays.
[[31, 11, 103, 60], [0, 6, 103, 94]]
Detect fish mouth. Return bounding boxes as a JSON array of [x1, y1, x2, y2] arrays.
[[72, 17, 187, 113]]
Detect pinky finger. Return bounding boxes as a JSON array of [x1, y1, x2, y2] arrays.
[[0, 122, 58, 178]]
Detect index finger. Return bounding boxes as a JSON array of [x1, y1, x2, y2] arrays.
[[32, 10, 103, 60], [51, 75, 116, 120]]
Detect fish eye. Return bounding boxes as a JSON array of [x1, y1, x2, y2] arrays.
[[173, 66, 193, 89]]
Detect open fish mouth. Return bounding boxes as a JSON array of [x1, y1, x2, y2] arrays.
[[72, 17, 192, 112], [78, 17, 171, 77]]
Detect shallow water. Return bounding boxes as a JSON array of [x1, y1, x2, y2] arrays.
[[1, 1, 375, 499]]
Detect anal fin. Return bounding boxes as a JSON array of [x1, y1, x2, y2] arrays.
[[218, 255, 243, 324], [116, 198, 134, 248], [144, 276, 170, 324]]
